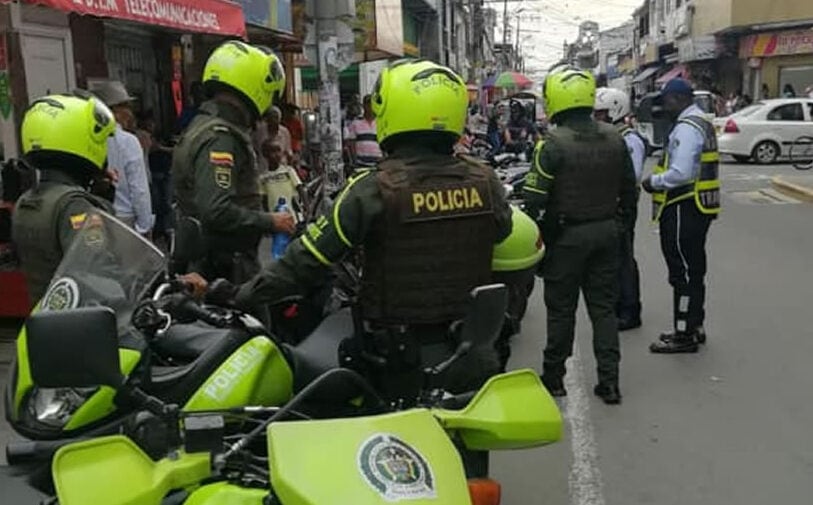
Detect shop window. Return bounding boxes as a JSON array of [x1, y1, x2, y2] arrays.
[[767, 103, 804, 122]]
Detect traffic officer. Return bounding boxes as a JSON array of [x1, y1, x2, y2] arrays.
[[203, 59, 513, 401], [642, 78, 720, 353], [594, 87, 646, 330], [523, 67, 637, 405], [12, 92, 116, 304], [173, 41, 295, 283]]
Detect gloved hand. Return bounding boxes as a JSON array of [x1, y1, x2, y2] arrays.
[[206, 278, 238, 308], [641, 176, 655, 194], [177, 272, 208, 299]]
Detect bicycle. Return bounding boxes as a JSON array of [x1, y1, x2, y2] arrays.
[[789, 135, 813, 170]]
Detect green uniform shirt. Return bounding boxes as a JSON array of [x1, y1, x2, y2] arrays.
[[174, 100, 273, 250], [235, 151, 513, 306]]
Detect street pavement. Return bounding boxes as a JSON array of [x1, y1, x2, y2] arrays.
[[1, 159, 813, 503]]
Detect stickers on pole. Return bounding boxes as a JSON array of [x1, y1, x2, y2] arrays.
[[357, 433, 436, 502]]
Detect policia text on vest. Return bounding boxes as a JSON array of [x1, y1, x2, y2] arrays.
[[409, 185, 489, 218]]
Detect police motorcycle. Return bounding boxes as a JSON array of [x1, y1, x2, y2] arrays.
[[4, 211, 357, 443], [11, 280, 563, 505]]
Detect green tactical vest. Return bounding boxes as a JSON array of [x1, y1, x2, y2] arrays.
[[651, 115, 721, 222], [172, 112, 259, 219], [360, 155, 496, 325], [12, 182, 107, 304], [546, 121, 626, 223]]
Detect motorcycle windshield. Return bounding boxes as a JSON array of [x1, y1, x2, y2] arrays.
[[40, 211, 165, 335]]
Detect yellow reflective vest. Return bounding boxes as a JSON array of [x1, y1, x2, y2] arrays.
[[651, 115, 721, 222]]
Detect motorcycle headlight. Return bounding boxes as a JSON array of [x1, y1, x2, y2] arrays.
[[26, 387, 98, 429]]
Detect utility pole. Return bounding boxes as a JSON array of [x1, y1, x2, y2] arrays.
[[312, 0, 354, 196]]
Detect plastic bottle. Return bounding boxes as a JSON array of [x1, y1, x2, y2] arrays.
[[271, 197, 290, 260]]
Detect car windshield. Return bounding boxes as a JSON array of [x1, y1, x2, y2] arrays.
[[39, 211, 165, 335]]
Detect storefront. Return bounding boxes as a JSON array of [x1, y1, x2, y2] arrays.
[[740, 28, 813, 99], [0, 0, 246, 156]]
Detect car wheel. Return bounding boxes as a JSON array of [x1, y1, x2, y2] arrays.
[[752, 141, 779, 164], [732, 154, 751, 163]]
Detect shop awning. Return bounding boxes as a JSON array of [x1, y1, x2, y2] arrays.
[[17, 0, 246, 37], [656, 65, 688, 85], [631, 66, 659, 84]]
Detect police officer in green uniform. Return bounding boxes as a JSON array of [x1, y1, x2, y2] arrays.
[[204, 59, 512, 401], [12, 92, 117, 304], [523, 66, 637, 405], [173, 41, 295, 283], [642, 78, 720, 353]]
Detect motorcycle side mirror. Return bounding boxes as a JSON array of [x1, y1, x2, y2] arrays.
[[26, 306, 123, 389], [459, 284, 508, 348], [434, 369, 563, 451]]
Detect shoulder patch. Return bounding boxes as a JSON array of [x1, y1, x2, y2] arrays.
[[69, 213, 87, 230]]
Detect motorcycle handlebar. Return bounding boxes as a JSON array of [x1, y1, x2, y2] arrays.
[[177, 298, 232, 328], [6, 438, 84, 465]]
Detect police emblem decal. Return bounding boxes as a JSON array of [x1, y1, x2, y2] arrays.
[[358, 434, 436, 502], [41, 277, 80, 311]]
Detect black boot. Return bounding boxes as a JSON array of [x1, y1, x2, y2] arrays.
[[659, 328, 706, 345], [650, 332, 699, 353], [540, 374, 567, 397], [593, 383, 622, 404]]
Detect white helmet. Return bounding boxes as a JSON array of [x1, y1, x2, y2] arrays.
[[594, 87, 631, 123]]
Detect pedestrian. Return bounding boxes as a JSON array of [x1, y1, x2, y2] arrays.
[[345, 94, 383, 168], [642, 78, 720, 353], [259, 139, 302, 215], [177, 81, 204, 132], [783, 84, 796, 98], [265, 106, 293, 163], [282, 103, 305, 167], [594, 87, 645, 331], [761, 84, 770, 100], [805, 85, 813, 99], [93, 81, 154, 238], [199, 59, 512, 402], [12, 92, 116, 303], [523, 67, 637, 405], [172, 41, 295, 283]]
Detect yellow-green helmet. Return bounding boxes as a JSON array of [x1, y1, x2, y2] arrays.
[[492, 206, 545, 272], [543, 67, 596, 120], [203, 41, 285, 118], [371, 59, 467, 146], [21, 92, 115, 171]]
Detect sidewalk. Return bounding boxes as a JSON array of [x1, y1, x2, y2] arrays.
[[772, 174, 813, 202]]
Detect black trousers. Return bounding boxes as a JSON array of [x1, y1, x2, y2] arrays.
[[659, 200, 713, 334], [617, 213, 642, 322], [542, 219, 620, 384]]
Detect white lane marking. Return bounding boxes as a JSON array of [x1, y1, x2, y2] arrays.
[[563, 345, 607, 505]]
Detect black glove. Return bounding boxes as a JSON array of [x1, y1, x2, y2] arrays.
[[641, 176, 655, 194], [206, 278, 238, 308]]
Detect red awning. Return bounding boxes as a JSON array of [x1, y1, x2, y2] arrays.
[[19, 0, 246, 38], [656, 65, 688, 85]]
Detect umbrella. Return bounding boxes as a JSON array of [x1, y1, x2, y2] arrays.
[[483, 71, 533, 89]]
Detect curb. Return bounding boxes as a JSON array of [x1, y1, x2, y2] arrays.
[[771, 176, 813, 202]]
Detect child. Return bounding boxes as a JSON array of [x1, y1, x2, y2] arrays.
[[260, 139, 303, 218]]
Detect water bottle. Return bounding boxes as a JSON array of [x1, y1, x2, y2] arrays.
[[271, 197, 290, 260]]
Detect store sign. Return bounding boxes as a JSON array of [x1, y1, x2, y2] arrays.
[[740, 30, 813, 58], [27, 0, 246, 37], [237, 0, 292, 33]]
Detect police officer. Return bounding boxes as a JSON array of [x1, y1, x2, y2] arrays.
[[12, 93, 117, 304], [523, 67, 637, 405], [173, 41, 295, 283], [204, 59, 512, 401], [594, 87, 646, 330], [642, 78, 720, 353]]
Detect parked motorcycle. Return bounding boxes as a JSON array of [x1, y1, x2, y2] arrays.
[[17, 300, 563, 504], [4, 211, 350, 441]]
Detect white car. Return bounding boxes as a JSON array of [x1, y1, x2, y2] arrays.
[[715, 98, 813, 164]]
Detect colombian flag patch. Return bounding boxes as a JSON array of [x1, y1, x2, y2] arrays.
[[209, 151, 234, 166], [69, 213, 87, 230]]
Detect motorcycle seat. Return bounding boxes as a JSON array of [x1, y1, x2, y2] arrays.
[[153, 322, 232, 362], [285, 309, 353, 393]]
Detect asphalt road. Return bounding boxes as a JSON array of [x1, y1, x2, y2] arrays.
[[1, 160, 812, 503], [492, 160, 813, 505]]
